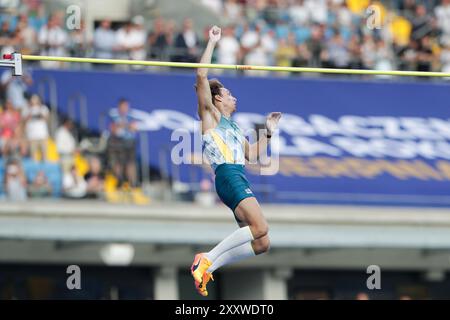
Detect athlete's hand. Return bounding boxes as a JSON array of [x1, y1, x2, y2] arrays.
[[265, 112, 282, 135], [209, 25, 221, 44]]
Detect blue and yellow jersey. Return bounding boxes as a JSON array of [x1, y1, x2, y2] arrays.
[[202, 115, 246, 171]]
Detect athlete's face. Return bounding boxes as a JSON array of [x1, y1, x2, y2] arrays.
[[219, 87, 237, 112]]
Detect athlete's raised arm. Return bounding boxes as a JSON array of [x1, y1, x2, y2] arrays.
[[195, 26, 221, 121], [245, 112, 282, 162]]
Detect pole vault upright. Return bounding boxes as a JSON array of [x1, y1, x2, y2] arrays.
[[0, 53, 23, 76]]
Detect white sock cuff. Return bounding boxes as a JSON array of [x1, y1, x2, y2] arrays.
[[242, 226, 255, 241], [243, 240, 256, 256], [206, 225, 255, 262], [207, 241, 255, 273]]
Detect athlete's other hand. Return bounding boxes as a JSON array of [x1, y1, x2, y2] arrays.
[[209, 26, 221, 44], [266, 112, 282, 135]]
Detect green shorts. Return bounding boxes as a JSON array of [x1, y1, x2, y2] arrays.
[[214, 164, 255, 222]]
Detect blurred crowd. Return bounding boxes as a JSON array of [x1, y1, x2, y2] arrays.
[[1, 0, 450, 75], [1, 0, 450, 201], [0, 66, 141, 201]]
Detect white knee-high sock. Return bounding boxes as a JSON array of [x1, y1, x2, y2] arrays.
[[205, 226, 254, 262], [207, 241, 255, 273]]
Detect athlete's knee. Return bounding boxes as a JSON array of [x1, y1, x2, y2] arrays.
[[250, 222, 268, 239], [261, 235, 270, 253], [253, 235, 270, 255]]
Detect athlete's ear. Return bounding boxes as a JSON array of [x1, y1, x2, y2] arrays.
[[214, 94, 223, 103]]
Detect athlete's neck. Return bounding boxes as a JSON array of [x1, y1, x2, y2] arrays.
[[221, 111, 232, 119]]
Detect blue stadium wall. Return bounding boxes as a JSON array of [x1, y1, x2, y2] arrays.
[[29, 68, 450, 207]]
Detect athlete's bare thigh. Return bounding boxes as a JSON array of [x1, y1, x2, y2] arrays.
[[234, 197, 269, 239]]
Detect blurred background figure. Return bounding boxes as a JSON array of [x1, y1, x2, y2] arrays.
[[93, 19, 117, 61], [0, 100, 27, 160], [172, 18, 199, 63], [84, 156, 105, 199], [38, 13, 68, 69], [107, 98, 138, 189], [62, 165, 87, 199], [28, 170, 52, 198], [68, 20, 92, 70], [3, 159, 27, 202], [55, 117, 76, 173], [22, 94, 49, 162], [1, 68, 33, 111]]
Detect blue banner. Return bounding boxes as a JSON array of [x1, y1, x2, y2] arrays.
[[28, 68, 450, 207]]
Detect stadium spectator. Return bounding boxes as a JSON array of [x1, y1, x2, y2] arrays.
[[327, 31, 351, 69], [305, 0, 328, 25], [0, 100, 27, 159], [348, 34, 364, 70], [361, 34, 377, 69], [416, 36, 435, 72], [374, 39, 395, 72], [289, 0, 310, 26], [216, 26, 240, 67], [38, 13, 69, 69], [335, 1, 353, 28], [13, 14, 38, 55], [261, 29, 278, 64], [435, 0, 450, 45], [244, 38, 270, 76], [274, 35, 297, 68], [22, 94, 49, 162], [398, 0, 418, 22], [148, 17, 169, 60], [55, 118, 76, 173], [110, 16, 147, 70], [107, 98, 138, 188], [164, 20, 177, 50], [440, 43, 450, 72], [28, 170, 52, 198], [398, 39, 419, 71], [0, 21, 14, 41], [27, 2, 48, 32], [261, 0, 284, 27], [305, 24, 327, 67], [129, 16, 147, 63], [116, 21, 135, 62], [240, 23, 261, 57], [292, 42, 312, 69], [172, 18, 199, 63], [4, 159, 27, 202], [62, 165, 87, 199], [410, 4, 434, 41], [93, 20, 117, 60], [1, 69, 33, 111], [68, 20, 91, 68], [223, 0, 244, 24], [0, 21, 16, 57], [84, 157, 105, 199], [0, 100, 21, 146], [201, 0, 223, 15]]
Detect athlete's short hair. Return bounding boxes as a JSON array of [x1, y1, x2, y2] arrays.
[[208, 78, 224, 106], [194, 78, 224, 106]]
